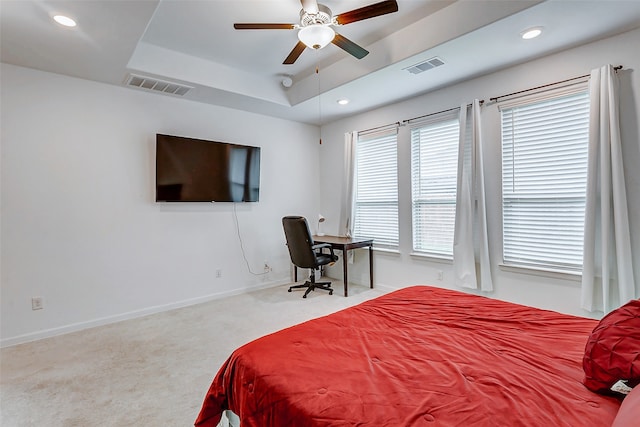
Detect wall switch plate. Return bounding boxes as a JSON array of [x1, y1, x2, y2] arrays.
[[31, 297, 44, 310]]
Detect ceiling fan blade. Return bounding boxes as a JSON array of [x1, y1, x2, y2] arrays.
[[283, 41, 307, 65], [234, 23, 296, 30], [334, 0, 398, 25], [300, 0, 319, 14], [332, 33, 369, 59]]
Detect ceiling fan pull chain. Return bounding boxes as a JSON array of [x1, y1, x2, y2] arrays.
[[317, 64, 322, 143]]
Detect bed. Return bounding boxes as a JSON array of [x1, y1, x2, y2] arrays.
[[195, 286, 624, 426]]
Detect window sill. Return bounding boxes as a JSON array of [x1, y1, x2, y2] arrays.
[[499, 263, 581, 282], [410, 252, 453, 264], [373, 247, 401, 255]]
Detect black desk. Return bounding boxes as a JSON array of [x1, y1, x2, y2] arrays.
[[294, 235, 374, 297]]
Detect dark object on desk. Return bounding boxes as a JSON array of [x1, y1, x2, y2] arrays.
[[282, 216, 338, 298]]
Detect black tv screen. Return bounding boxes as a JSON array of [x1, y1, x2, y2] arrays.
[[155, 134, 260, 202]]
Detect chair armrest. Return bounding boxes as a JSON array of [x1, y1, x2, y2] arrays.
[[312, 243, 332, 251], [312, 243, 336, 258]]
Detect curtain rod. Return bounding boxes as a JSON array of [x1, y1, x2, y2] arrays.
[[489, 65, 623, 103], [402, 100, 484, 125], [358, 100, 484, 134], [358, 121, 401, 135]]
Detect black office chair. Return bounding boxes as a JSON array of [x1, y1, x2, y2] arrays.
[[282, 216, 338, 298]]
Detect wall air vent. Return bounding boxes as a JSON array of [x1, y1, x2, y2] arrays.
[[403, 57, 445, 75], [125, 74, 193, 96]]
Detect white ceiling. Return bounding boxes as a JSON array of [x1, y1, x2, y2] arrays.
[[2, 0, 640, 125]]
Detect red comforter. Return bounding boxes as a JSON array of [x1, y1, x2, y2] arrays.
[[195, 286, 620, 426]]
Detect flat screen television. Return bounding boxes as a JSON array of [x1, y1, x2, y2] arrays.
[[155, 134, 260, 202]]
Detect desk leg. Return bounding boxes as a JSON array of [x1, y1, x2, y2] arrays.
[[342, 248, 348, 297], [294, 265, 297, 282], [369, 245, 374, 289]]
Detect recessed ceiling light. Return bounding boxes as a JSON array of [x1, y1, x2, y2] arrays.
[[521, 27, 542, 40], [337, 98, 349, 105], [53, 15, 77, 28]]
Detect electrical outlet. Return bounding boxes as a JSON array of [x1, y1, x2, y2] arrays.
[[263, 262, 272, 273], [216, 269, 222, 278], [437, 270, 444, 281], [31, 297, 44, 310]]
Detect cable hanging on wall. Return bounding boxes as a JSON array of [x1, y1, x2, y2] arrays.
[[232, 203, 269, 276]]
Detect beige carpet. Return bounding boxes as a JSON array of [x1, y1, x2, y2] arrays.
[[1, 282, 386, 426]]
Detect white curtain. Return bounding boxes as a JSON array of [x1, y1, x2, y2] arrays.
[[581, 65, 635, 313], [339, 131, 357, 237], [453, 100, 493, 291]]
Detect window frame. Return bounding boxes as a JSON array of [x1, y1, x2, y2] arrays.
[[409, 110, 460, 258], [499, 83, 590, 274], [352, 127, 399, 248]]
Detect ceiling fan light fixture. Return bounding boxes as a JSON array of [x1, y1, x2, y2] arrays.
[[298, 24, 335, 49]]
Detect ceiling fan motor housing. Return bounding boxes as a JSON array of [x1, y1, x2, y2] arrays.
[[299, 3, 333, 27]]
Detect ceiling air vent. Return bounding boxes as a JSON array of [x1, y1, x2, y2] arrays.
[[403, 57, 445, 75], [125, 74, 193, 96]]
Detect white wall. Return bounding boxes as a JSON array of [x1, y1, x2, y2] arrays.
[[3, 28, 639, 347], [0, 64, 321, 346], [319, 27, 640, 318]]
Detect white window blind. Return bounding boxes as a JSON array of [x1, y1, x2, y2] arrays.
[[410, 113, 459, 256], [354, 128, 398, 247], [501, 89, 590, 272]]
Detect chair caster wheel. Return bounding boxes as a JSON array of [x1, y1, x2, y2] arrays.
[[303, 295, 307, 298], [288, 289, 292, 292], [329, 291, 333, 295]]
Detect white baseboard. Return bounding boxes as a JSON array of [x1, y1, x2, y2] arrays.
[[1, 279, 288, 348], [374, 283, 399, 293]]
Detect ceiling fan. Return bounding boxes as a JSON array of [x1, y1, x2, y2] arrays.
[[233, 0, 399, 64]]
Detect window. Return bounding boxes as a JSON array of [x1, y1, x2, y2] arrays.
[[501, 89, 590, 272], [353, 128, 398, 247], [410, 112, 460, 257]]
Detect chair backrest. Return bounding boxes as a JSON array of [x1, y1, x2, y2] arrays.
[[282, 216, 318, 269]]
